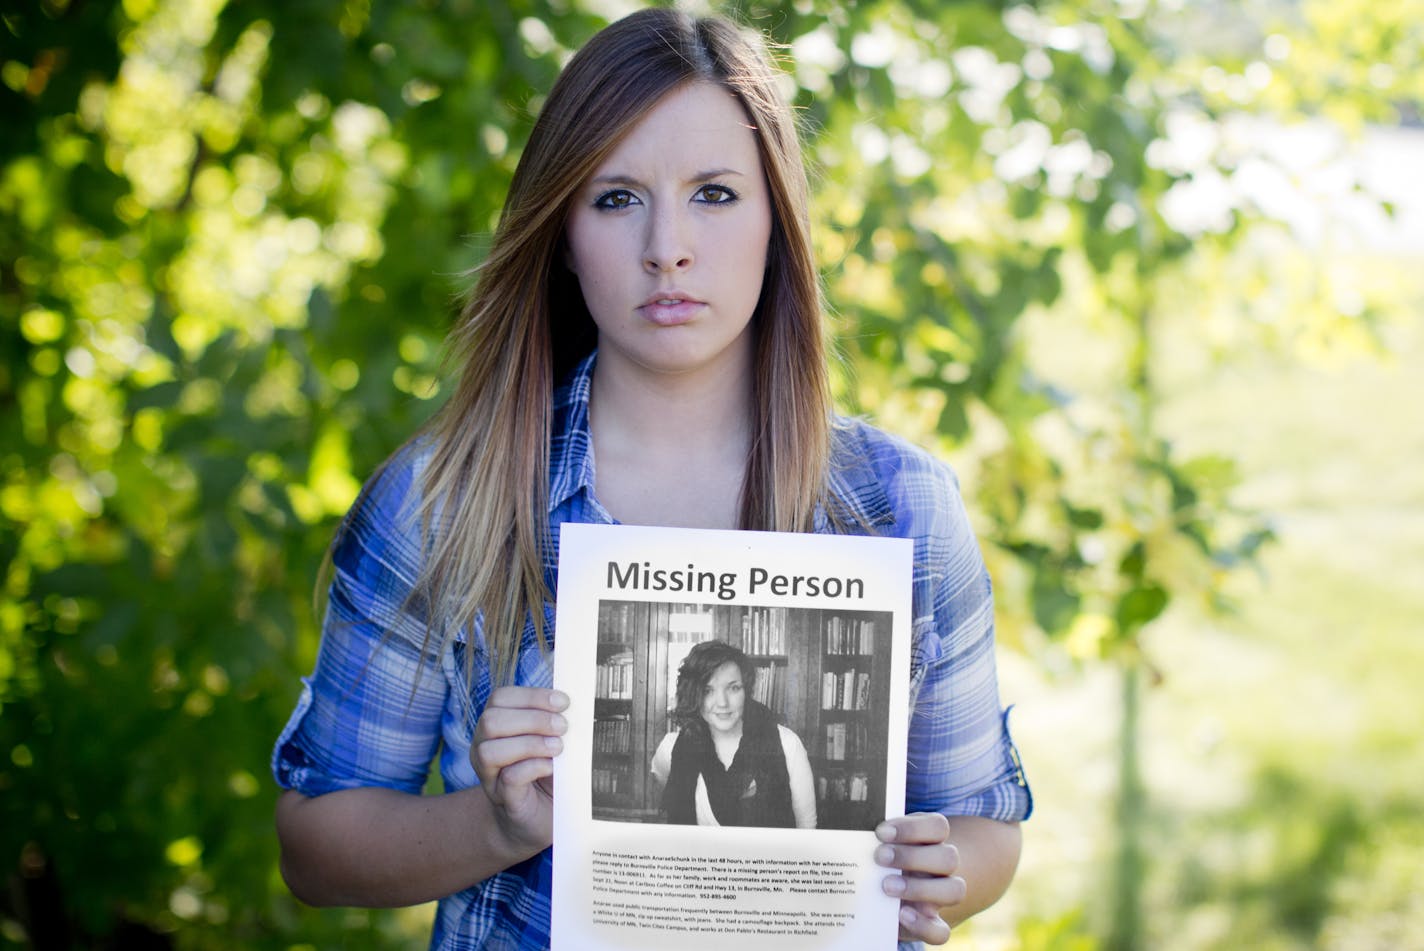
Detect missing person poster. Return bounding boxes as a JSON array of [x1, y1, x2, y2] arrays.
[[552, 523, 913, 950]]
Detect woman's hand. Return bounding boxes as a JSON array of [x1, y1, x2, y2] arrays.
[[876, 812, 964, 945], [469, 686, 569, 856]]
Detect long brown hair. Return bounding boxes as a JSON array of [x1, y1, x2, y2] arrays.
[[414, 9, 834, 685]]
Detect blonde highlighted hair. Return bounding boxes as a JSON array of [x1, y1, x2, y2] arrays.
[[409, 8, 835, 685]]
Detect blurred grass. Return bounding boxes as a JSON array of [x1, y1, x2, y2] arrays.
[[1145, 316, 1424, 951], [955, 303, 1424, 949]]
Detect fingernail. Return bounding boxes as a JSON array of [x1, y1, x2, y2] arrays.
[[544, 736, 563, 752], [950, 876, 968, 902], [551, 714, 568, 732], [882, 876, 906, 897], [874, 844, 895, 866], [899, 906, 917, 927], [550, 691, 570, 710], [875, 822, 896, 842]]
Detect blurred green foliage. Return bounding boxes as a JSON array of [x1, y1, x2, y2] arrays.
[[1, 0, 1417, 947]]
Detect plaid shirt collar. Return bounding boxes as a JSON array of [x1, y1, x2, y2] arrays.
[[546, 351, 895, 532]]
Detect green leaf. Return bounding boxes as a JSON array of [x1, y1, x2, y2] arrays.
[[1065, 503, 1104, 530], [1032, 566, 1081, 637], [937, 396, 969, 439], [1119, 541, 1146, 581], [1116, 584, 1169, 635]]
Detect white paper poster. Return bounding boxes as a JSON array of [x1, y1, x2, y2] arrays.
[[552, 523, 913, 949]]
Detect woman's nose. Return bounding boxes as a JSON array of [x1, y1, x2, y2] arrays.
[[644, 206, 693, 272]]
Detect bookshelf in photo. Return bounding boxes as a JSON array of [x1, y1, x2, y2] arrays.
[[810, 610, 892, 830], [740, 606, 789, 715], [591, 600, 654, 819]]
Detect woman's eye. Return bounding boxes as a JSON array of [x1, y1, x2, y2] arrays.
[[594, 189, 637, 210], [695, 184, 738, 204]]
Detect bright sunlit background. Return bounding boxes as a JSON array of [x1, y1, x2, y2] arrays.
[[2, 0, 1420, 949]]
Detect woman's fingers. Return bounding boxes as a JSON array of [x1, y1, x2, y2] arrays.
[[474, 689, 569, 738], [470, 688, 569, 793], [876, 840, 963, 912], [875, 814, 959, 877], [875, 840, 959, 876], [490, 750, 557, 792], [471, 733, 563, 783], [897, 902, 952, 945], [875, 812, 958, 875], [474, 706, 568, 744], [881, 868, 968, 905], [876, 813, 962, 943], [487, 685, 571, 713], [876, 812, 950, 845]]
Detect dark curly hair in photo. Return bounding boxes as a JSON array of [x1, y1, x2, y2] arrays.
[[671, 640, 757, 727]]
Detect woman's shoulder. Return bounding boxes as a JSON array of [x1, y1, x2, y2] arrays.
[[650, 730, 678, 779], [329, 436, 436, 571], [829, 415, 968, 536], [832, 416, 961, 488], [356, 436, 434, 510], [774, 722, 808, 749]]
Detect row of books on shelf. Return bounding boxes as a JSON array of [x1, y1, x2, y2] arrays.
[[820, 720, 869, 761], [592, 767, 627, 797], [593, 716, 631, 755], [821, 668, 871, 710], [750, 662, 785, 711], [817, 771, 872, 803], [740, 606, 788, 656], [599, 605, 874, 659], [595, 651, 634, 699], [597, 602, 636, 643], [824, 615, 876, 655]]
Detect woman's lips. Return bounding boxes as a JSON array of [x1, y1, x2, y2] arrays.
[[639, 297, 705, 326]]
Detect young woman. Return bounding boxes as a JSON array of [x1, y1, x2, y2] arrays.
[[272, 8, 1030, 949], [651, 640, 817, 829]]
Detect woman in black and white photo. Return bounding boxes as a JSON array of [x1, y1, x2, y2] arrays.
[[650, 640, 816, 829]]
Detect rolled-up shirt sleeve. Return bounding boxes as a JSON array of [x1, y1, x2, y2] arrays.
[[271, 448, 448, 798]]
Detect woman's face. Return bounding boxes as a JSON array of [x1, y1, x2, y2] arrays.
[[700, 660, 746, 737], [564, 81, 773, 383]]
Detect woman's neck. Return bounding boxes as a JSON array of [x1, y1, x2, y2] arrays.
[[588, 348, 754, 530], [711, 726, 743, 767]]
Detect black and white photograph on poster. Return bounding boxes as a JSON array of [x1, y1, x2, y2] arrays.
[[591, 599, 893, 831], [553, 522, 914, 951]]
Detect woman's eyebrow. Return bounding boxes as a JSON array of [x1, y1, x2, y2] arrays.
[[588, 167, 745, 188], [687, 167, 743, 182]]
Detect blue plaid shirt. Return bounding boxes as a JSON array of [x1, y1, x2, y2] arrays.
[[273, 353, 1031, 950]]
